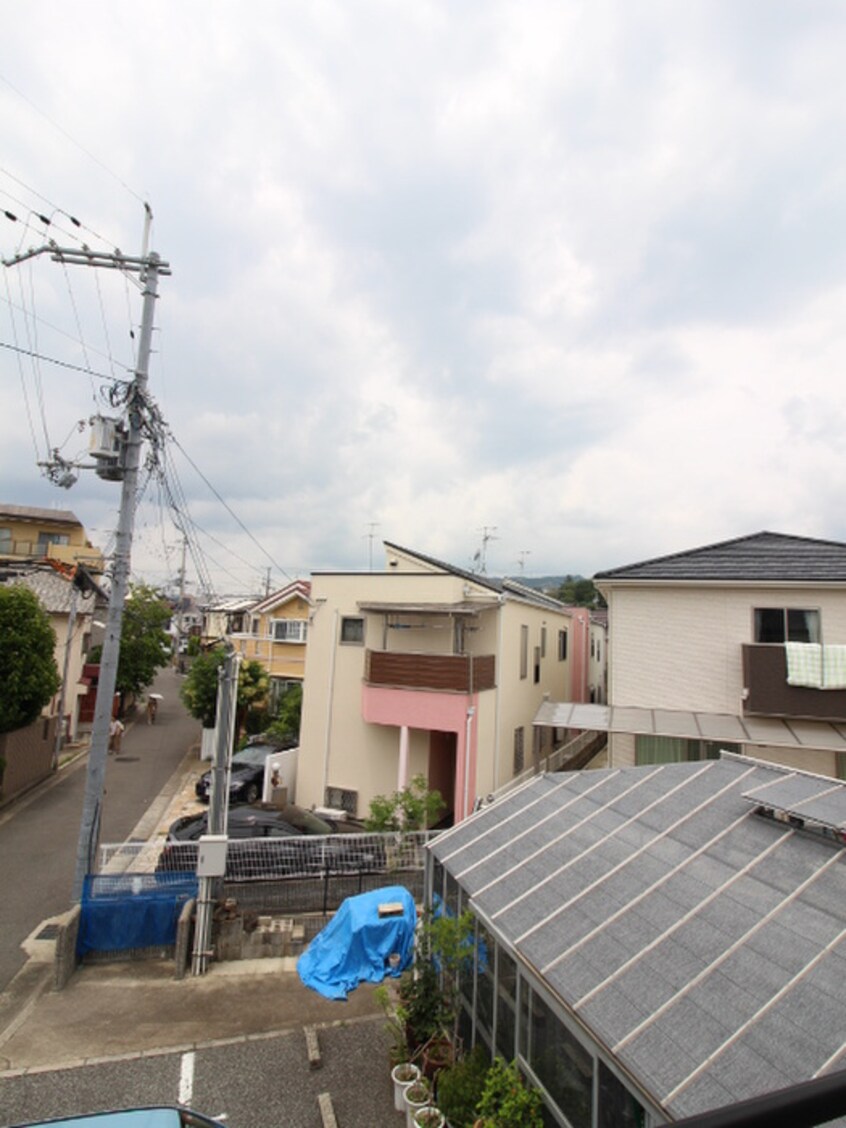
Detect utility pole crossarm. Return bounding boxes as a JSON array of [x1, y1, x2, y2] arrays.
[[3, 243, 171, 275]]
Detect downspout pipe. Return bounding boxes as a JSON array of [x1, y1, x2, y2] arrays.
[[463, 704, 475, 820]]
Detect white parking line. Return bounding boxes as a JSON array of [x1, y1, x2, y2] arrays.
[[178, 1050, 195, 1106]]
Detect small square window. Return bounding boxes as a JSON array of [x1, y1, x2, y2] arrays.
[[340, 616, 365, 644]]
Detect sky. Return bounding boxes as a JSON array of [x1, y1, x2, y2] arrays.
[[2, 1, 846, 597]]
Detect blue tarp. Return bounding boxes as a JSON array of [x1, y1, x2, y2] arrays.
[[78, 874, 198, 956], [297, 885, 416, 1000]]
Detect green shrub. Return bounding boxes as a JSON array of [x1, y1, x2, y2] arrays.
[[476, 1057, 543, 1128], [436, 1046, 490, 1128]]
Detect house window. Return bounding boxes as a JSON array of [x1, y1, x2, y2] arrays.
[[37, 531, 69, 550], [0, 528, 10, 552], [533, 646, 541, 684], [251, 617, 260, 635], [340, 616, 365, 644], [635, 736, 738, 765], [520, 625, 529, 679], [272, 618, 307, 643], [558, 629, 568, 661], [540, 625, 547, 659], [513, 727, 525, 773], [591, 636, 595, 658], [754, 607, 820, 644]]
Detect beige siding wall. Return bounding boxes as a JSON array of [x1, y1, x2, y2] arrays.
[[607, 584, 846, 714]]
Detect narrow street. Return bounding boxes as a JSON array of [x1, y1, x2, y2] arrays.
[[0, 666, 201, 991]]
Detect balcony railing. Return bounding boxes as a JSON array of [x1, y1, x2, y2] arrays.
[[742, 644, 846, 722], [365, 650, 496, 693]]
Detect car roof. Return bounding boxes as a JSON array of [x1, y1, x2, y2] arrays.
[[10, 1109, 224, 1128]]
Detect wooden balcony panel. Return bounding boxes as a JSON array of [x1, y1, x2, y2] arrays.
[[366, 650, 496, 693], [742, 644, 846, 723]]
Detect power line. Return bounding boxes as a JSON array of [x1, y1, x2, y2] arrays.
[[0, 289, 135, 371], [169, 435, 294, 582], [0, 340, 128, 381], [0, 78, 147, 209]]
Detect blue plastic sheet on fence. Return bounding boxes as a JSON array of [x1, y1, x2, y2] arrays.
[[297, 885, 416, 1000], [78, 873, 198, 956]]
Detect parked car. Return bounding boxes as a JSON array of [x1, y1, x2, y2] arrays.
[[10, 1109, 226, 1128], [195, 737, 297, 805], [157, 804, 386, 880]]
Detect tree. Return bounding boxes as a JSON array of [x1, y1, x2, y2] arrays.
[[553, 575, 606, 608], [0, 585, 60, 734], [89, 583, 172, 708], [365, 774, 445, 832], [180, 647, 269, 734]]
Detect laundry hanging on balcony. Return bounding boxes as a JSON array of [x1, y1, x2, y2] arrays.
[[785, 643, 822, 687], [785, 642, 846, 689], [823, 645, 846, 689]]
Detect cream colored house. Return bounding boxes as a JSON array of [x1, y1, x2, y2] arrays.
[[229, 580, 312, 709], [537, 532, 846, 780], [0, 503, 104, 574], [296, 543, 582, 823]]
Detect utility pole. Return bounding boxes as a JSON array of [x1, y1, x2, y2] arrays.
[[192, 647, 240, 976], [72, 243, 169, 899], [4, 218, 172, 901], [174, 533, 187, 666]]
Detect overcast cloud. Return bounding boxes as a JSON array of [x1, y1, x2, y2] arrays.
[[2, 1, 846, 595]]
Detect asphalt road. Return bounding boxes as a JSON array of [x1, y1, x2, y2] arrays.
[[0, 667, 201, 992], [1, 1016, 395, 1128]]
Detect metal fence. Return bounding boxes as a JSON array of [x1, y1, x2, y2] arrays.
[[97, 831, 434, 915]]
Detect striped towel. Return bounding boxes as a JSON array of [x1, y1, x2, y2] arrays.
[[785, 642, 822, 687], [824, 645, 846, 689]]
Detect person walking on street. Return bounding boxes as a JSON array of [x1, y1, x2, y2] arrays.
[[108, 717, 125, 753], [146, 695, 159, 724]]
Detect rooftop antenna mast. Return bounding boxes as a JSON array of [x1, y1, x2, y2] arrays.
[[517, 550, 531, 574], [364, 522, 380, 571], [475, 526, 498, 575]]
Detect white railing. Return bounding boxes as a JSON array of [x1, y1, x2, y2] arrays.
[[482, 729, 600, 807]]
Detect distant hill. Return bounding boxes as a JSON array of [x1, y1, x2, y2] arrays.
[[502, 575, 574, 593]]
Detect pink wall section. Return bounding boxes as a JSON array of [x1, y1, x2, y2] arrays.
[[362, 684, 478, 820], [568, 608, 590, 702]]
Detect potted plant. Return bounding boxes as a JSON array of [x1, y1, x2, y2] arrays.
[[475, 1058, 543, 1128], [413, 1107, 445, 1128], [391, 1060, 422, 1112], [404, 1077, 432, 1128], [421, 1030, 455, 1080]]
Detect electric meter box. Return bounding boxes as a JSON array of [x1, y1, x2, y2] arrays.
[[196, 834, 228, 877]]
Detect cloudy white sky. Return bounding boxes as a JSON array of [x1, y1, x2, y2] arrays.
[[2, 1, 846, 596]]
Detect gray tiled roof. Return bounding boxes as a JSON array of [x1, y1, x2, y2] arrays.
[[0, 503, 80, 524], [430, 757, 846, 1121], [382, 541, 568, 612], [594, 531, 846, 583], [5, 570, 95, 614]]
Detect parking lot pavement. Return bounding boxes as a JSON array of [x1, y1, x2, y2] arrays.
[[0, 958, 398, 1127]]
